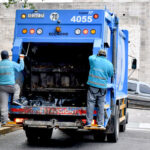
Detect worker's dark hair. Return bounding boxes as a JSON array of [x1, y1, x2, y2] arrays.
[[1, 50, 9, 60]]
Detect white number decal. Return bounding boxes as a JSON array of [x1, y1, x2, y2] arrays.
[[50, 12, 59, 21], [70, 16, 92, 23], [71, 16, 76, 22], [77, 16, 81, 22], [88, 16, 92, 23], [82, 16, 87, 22], [88, 11, 93, 15]]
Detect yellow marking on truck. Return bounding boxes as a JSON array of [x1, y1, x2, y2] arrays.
[[122, 99, 125, 117], [7, 121, 16, 125], [119, 116, 126, 123], [84, 126, 106, 130], [120, 104, 126, 110]]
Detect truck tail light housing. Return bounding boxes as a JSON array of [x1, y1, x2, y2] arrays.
[[93, 14, 99, 19], [92, 119, 97, 126], [75, 28, 81, 35], [30, 29, 35, 34], [56, 26, 61, 33], [91, 29, 96, 34], [83, 29, 88, 34], [21, 14, 26, 19], [37, 28, 43, 35], [14, 118, 24, 124], [22, 29, 27, 34], [82, 119, 86, 124]]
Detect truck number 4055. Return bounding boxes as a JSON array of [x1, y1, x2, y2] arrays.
[[71, 16, 92, 23]]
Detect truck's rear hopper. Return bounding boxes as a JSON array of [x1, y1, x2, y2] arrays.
[[10, 9, 128, 143]]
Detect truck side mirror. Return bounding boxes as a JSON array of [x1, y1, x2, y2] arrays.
[[132, 59, 137, 69]]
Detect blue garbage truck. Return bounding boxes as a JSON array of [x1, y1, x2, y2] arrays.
[[9, 9, 128, 143]]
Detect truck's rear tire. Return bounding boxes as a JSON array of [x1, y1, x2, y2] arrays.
[[93, 132, 106, 142], [25, 128, 38, 144], [107, 106, 119, 143], [25, 128, 53, 144], [126, 112, 129, 124], [119, 123, 126, 132]]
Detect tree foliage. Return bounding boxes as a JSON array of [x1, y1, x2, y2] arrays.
[[3, 0, 35, 9]]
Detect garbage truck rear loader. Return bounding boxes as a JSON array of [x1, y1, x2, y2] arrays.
[[9, 9, 128, 143]]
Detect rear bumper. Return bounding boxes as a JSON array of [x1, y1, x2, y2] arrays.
[[23, 119, 83, 129]]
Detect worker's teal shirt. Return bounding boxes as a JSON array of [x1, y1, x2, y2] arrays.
[[87, 55, 114, 89], [0, 59, 24, 85]]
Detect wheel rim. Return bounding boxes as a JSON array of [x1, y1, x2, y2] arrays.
[[116, 111, 119, 138]]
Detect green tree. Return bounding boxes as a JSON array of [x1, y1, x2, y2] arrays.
[[3, 0, 35, 9]]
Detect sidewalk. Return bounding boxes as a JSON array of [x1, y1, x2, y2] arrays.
[[127, 122, 150, 131], [0, 123, 22, 135], [127, 108, 150, 131]]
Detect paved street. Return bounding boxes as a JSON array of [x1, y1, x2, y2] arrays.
[[0, 108, 150, 150]]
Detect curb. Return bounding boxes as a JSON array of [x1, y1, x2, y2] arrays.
[[0, 124, 22, 135], [127, 122, 150, 130]]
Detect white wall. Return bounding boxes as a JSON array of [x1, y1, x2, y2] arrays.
[[0, 1, 149, 83]]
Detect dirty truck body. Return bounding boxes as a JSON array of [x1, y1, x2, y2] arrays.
[[9, 9, 128, 142]]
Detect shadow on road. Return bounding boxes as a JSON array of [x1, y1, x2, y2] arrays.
[[26, 133, 108, 148]]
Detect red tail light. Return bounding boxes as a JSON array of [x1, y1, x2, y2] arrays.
[[93, 14, 99, 19], [30, 29, 35, 34], [83, 29, 88, 35], [92, 119, 97, 125], [14, 118, 24, 124], [82, 119, 86, 124]]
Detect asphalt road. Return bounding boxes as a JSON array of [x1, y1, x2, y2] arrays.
[[0, 108, 150, 150]]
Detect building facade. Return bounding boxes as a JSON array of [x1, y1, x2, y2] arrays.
[[0, 0, 149, 83]]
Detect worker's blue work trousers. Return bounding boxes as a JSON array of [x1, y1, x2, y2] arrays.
[[86, 86, 106, 125], [0, 84, 20, 124]]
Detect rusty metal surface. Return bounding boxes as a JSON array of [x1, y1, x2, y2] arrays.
[[10, 107, 87, 116], [23, 119, 83, 129]]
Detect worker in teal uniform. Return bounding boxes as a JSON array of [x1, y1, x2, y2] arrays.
[[85, 50, 114, 128], [0, 50, 24, 126]]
